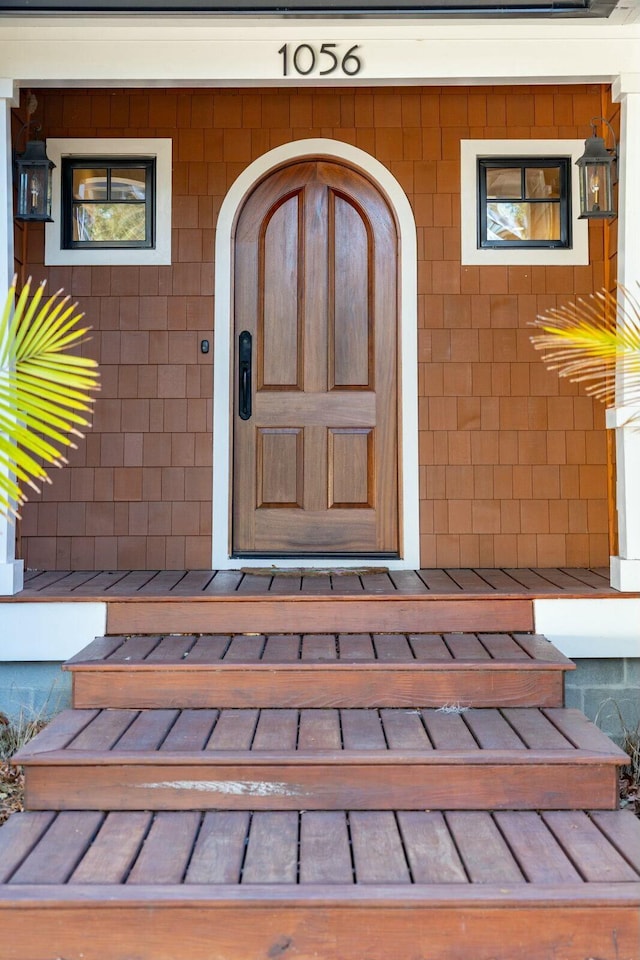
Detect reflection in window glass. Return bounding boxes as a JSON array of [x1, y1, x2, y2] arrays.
[[487, 202, 561, 242], [113, 169, 147, 200], [73, 169, 107, 200], [485, 168, 521, 199], [72, 203, 147, 243], [525, 167, 560, 199]]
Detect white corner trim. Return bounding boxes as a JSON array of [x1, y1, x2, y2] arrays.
[[460, 139, 589, 267], [0, 560, 24, 596], [0, 601, 106, 661], [605, 405, 640, 428], [212, 138, 419, 570], [44, 138, 172, 266], [613, 73, 640, 101], [0, 80, 19, 107], [534, 597, 640, 657], [610, 557, 640, 593]]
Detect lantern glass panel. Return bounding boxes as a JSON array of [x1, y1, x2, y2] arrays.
[[579, 160, 614, 217], [18, 165, 50, 219]]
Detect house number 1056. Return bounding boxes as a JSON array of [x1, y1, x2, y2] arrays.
[[278, 43, 363, 77]]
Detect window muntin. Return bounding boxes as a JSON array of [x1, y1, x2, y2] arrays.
[[478, 158, 571, 249], [62, 157, 155, 249]]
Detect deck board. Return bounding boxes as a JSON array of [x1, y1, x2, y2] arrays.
[[10, 567, 624, 601], [10, 811, 104, 884], [397, 811, 468, 883], [69, 811, 152, 884], [445, 812, 524, 884], [299, 812, 353, 884], [4, 809, 638, 887], [127, 811, 201, 884], [543, 812, 640, 883], [350, 811, 411, 883], [185, 811, 250, 884], [493, 812, 582, 883]]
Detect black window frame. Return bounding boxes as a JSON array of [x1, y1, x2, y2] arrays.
[[477, 157, 572, 250], [61, 156, 156, 250]]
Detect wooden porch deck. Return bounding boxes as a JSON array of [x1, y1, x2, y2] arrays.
[[11, 565, 625, 634], [17, 565, 620, 599]]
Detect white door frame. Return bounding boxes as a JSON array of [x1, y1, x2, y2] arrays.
[[212, 138, 419, 569]]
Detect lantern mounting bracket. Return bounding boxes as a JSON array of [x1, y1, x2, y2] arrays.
[[13, 99, 56, 223]]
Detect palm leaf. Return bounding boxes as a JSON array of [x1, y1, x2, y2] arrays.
[[0, 276, 100, 518], [530, 285, 640, 418]]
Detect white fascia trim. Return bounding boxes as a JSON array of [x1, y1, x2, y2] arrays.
[[461, 140, 589, 266], [0, 601, 106, 661], [534, 597, 640, 658], [44, 138, 172, 266], [0, 19, 639, 87], [212, 138, 419, 570]]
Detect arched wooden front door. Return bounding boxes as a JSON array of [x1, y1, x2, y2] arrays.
[[232, 159, 399, 557]]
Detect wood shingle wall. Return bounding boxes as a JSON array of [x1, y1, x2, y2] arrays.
[[17, 84, 610, 569]]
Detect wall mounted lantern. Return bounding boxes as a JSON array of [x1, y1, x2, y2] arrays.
[[14, 137, 55, 222], [575, 117, 617, 219]]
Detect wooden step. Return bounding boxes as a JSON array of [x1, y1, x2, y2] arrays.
[[65, 632, 573, 708], [102, 594, 535, 636], [15, 707, 626, 811], [1, 808, 638, 960]]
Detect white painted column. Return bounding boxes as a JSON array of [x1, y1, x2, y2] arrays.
[[0, 80, 23, 596], [609, 75, 640, 592]]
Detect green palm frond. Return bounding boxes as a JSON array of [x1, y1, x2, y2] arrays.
[[0, 276, 100, 519], [530, 285, 640, 415]]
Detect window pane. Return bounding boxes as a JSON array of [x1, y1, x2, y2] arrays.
[[485, 168, 522, 199], [72, 203, 147, 242], [487, 202, 561, 242], [72, 169, 108, 201], [525, 167, 561, 199], [111, 169, 147, 200]]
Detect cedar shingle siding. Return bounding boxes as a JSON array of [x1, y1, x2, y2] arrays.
[[18, 85, 610, 569]]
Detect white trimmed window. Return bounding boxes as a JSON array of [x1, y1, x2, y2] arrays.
[[45, 139, 172, 266], [461, 140, 589, 266]]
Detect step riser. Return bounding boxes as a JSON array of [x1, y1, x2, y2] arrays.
[[71, 669, 565, 709], [106, 598, 534, 635], [23, 763, 620, 811], [2, 900, 638, 960]]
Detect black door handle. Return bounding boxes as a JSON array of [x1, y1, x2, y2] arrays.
[[238, 331, 252, 420]]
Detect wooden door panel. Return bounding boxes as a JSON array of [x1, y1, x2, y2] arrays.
[[256, 429, 303, 509], [253, 510, 378, 552], [330, 192, 371, 390], [260, 191, 302, 390], [328, 429, 374, 508], [233, 159, 398, 557], [253, 393, 376, 427]]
